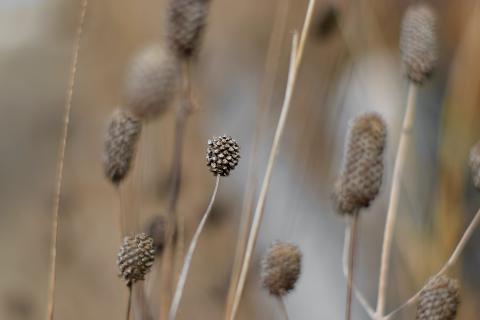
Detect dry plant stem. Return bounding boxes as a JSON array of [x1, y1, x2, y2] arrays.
[[345, 212, 359, 320], [45, 1, 88, 319], [126, 286, 133, 320], [168, 176, 220, 320], [376, 83, 418, 317], [277, 297, 290, 320], [224, 0, 289, 317]]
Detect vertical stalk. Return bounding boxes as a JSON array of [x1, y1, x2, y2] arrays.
[[345, 212, 359, 320], [277, 297, 290, 320], [126, 286, 133, 320]]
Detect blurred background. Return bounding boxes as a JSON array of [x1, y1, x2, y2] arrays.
[[1, 0, 480, 319]]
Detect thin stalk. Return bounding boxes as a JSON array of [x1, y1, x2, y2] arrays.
[[345, 212, 359, 320], [376, 83, 417, 317], [46, 1, 88, 319], [277, 297, 290, 320], [168, 176, 221, 320], [126, 286, 133, 320]]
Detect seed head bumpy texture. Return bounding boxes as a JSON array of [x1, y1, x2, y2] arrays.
[[117, 233, 156, 287], [415, 275, 460, 320], [206, 135, 240, 176], [167, 0, 211, 58], [103, 109, 142, 185], [400, 3, 437, 84], [469, 141, 480, 190], [261, 242, 302, 297], [124, 45, 178, 119], [333, 113, 386, 215]]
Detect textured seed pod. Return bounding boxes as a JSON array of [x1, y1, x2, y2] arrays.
[[103, 109, 142, 185], [117, 233, 156, 287], [400, 3, 437, 84], [469, 141, 480, 190], [146, 215, 177, 255], [167, 0, 211, 58], [333, 113, 386, 215], [415, 275, 460, 320], [261, 242, 302, 297], [124, 44, 178, 119], [206, 135, 240, 176]]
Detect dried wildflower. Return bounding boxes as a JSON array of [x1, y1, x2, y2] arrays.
[[261, 242, 302, 297], [469, 141, 480, 190], [400, 3, 437, 84], [124, 44, 178, 119], [333, 113, 386, 215], [416, 275, 460, 320], [167, 0, 211, 58], [117, 233, 156, 287], [206, 135, 240, 176], [103, 109, 142, 185], [146, 215, 177, 255]]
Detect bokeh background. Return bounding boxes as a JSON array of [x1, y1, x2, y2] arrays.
[[1, 0, 480, 319]]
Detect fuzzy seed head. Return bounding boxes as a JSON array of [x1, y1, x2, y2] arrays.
[[333, 113, 386, 215], [167, 0, 211, 58], [469, 141, 480, 190], [206, 135, 240, 176], [103, 109, 142, 185], [416, 275, 460, 320], [124, 44, 178, 119], [117, 233, 156, 287], [261, 242, 302, 297], [400, 3, 437, 84]]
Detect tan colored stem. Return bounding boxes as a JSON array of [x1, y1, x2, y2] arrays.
[[345, 213, 359, 320], [126, 286, 133, 320], [277, 297, 290, 320], [375, 83, 417, 317], [46, 1, 88, 320]]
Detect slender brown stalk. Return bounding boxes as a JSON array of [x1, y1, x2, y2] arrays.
[[45, 1, 88, 319], [277, 297, 290, 320], [345, 212, 359, 320], [126, 286, 133, 320]]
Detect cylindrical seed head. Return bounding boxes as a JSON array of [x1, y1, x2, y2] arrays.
[[415, 275, 460, 320], [103, 109, 142, 185], [117, 233, 156, 287], [400, 3, 437, 84], [124, 44, 178, 119], [167, 0, 211, 59], [469, 141, 480, 190], [206, 135, 240, 176], [261, 242, 302, 297], [333, 112, 387, 215]]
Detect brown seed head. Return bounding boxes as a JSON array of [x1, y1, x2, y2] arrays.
[[167, 0, 211, 59], [103, 109, 142, 185], [314, 4, 339, 39], [261, 242, 302, 297], [146, 215, 177, 256], [416, 275, 460, 320], [124, 44, 178, 119], [117, 233, 156, 287], [469, 141, 480, 190], [400, 3, 437, 84], [333, 113, 386, 215], [206, 135, 240, 176]]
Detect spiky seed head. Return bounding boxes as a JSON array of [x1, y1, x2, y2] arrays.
[[261, 242, 302, 297], [206, 135, 240, 176], [400, 3, 437, 84], [103, 109, 142, 185], [124, 44, 178, 119], [469, 141, 480, 190], [117, 233, 156, 287], [415, 275, 460, 320], [146, 215, 177, 256], [167, 0, 211, 59], [333, 113, 387, 215]]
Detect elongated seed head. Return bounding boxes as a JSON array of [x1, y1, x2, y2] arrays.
[[124, 44, 178, 119], [333, 113, 386, 215], [261, 242, 302, 297], [400, 3, 437, 84], [469, 141, 480, 190], [167, 0, 211, 59], [117, 233, 156, 287], [103, 109, 142, 185], [416, 275, 460, 320], [206, 135, 240, 176]]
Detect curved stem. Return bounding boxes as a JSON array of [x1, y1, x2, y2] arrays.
[[168, 176, 220, 320], [46, 1, 88, 319], [345, 213, 359, 320]]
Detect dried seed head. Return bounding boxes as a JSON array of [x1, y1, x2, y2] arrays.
[[469, 141, 480, 190], [124, 44, 178, 119], [400, 3, 437, 84], [314, 4, 339, 39], [117, 233, 156, 287], [103, 109, 142, 185], [416, 275, 460, 320], [146, 215, 177, 256], [261, 242, 302, 297], [206, 135, 240, 176], [333, 113, 386, 215], [167, 0, 211, 59]]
